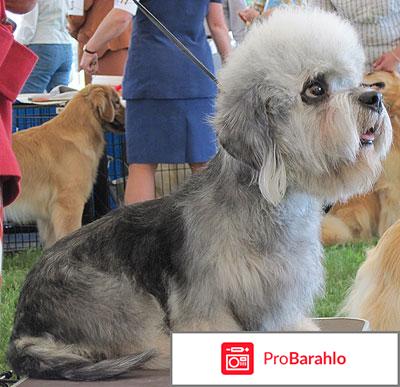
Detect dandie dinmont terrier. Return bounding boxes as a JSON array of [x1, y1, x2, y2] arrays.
[[8, 8, 392, 380]]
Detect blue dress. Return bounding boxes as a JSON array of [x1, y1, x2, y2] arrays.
[[123, 0, 221, 164]]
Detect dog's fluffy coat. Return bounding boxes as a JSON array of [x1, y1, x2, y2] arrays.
[[322, 71, 400, 246], [342, 220, 400, 330], [8, 8, 392, 380], [5, 85, 125, 248]]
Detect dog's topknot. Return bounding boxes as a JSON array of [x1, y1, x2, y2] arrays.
[[220, 7, 365, 90], [215, 6, 391, 205]]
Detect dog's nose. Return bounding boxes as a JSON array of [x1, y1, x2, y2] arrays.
[[358, 90, 383, 114]]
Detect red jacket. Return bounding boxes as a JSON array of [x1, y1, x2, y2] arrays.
[[0, 0, 37, 206]]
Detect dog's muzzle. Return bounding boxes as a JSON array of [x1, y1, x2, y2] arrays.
[[358, 90, 383, 114], [358, 90, 384, 146]]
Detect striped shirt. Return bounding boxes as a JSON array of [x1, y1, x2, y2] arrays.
[[310, 0, 400, 71]]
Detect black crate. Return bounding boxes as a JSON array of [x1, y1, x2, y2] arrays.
[[3, 224, 41, 253]]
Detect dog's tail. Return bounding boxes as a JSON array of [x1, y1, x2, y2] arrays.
[[8, 336, 155, 381]]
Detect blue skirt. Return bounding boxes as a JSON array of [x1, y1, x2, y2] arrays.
[[125, 98, 217, 164]]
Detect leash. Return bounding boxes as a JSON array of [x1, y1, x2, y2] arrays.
[[124, 0, 219, 85]]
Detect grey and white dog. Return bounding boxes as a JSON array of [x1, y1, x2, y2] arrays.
[[8, 8, 392, 381]]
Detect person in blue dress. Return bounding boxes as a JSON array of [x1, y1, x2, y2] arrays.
[[80, 0, 231, 204]]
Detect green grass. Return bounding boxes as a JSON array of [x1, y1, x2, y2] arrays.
[[0, 249, 41, 372], [0, 243, 374, 372], [314, 242, 374, 317]]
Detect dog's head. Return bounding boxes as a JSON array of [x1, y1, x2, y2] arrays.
[[215, 8, 392, 205], [83, 85, 125, 133], [363, 71, 400, 106]]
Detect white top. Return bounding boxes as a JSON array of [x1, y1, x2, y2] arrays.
[[114, 0, 138, 15], [15, 0, 70, 45], [310, 0, 400, 71]]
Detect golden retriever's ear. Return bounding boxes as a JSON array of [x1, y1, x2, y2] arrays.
[[90, 87, 115, 123]]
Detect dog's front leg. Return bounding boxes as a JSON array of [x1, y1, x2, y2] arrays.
[[51, 200, 84, 245]]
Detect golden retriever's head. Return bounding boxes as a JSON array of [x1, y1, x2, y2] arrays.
[[364, 71, 400, 148], [84, 85, 125, 133], [364, 71, 400, 110]]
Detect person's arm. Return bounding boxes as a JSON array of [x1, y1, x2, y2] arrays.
[[80, 8, 132, 74], [67, 15, 85, 39], [238, 6, 274, 26], [238, 7, 260, 25], [373, 45, 400, 72], [67, 0, 94, 39], [5, 0, 37, 14], [207, 1, 231, 63]]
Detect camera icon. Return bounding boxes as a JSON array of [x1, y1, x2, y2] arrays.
[[221, 342, 254, 375]]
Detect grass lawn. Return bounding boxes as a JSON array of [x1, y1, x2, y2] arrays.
[[0, 250, 42, 373], [314, 242, 374, 317], [0, 242, 374, 372]]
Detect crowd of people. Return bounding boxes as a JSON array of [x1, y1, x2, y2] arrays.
[[1, 0, 400, 284]]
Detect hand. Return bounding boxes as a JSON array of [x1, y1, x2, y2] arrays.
[[238, 8, 259, 25], [373, 49, 400, 72], [80, 51, 99, 75]]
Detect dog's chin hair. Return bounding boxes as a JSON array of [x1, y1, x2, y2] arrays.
[[315, 151, 383, 203], [321, 94, 360, 166], [290, 93, 392, 204], [282, 95, 368, 182]]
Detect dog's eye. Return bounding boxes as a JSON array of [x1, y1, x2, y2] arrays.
[[301, 76, 328, 104], [305, 83, 325, 98]]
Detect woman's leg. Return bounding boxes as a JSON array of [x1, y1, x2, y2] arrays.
[[124, 163, 158, 205]]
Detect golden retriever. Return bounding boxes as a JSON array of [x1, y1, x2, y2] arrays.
[[5, 85, 125, 248], [341, 220, 400, 330], [322, 71, 400, 245]]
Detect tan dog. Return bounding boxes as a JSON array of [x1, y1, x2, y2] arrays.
[[341, 220, 400, 330], [5, 85, 125, 248], [322, 71, 400, 246]]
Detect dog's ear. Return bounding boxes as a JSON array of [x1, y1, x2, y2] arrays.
[[215, 86, 287, 205], [90, 87, 115, 123]]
